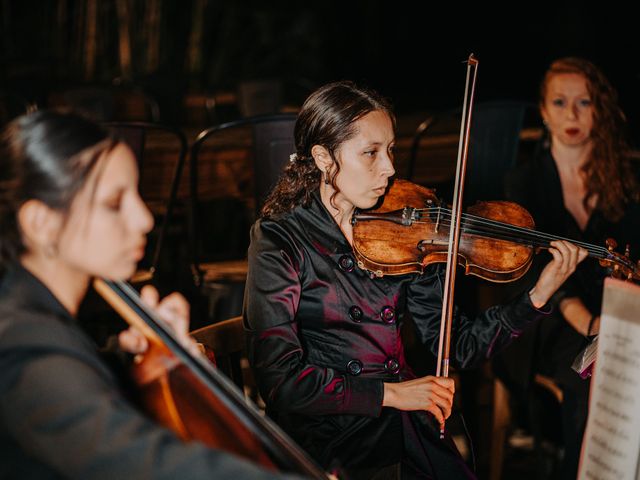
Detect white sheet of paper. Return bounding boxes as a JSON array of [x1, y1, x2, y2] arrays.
[[578, 278, 640, 480]]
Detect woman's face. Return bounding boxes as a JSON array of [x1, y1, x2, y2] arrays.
[[330, 110, 396, 211], [57, 143, 154, 280], [541, 72, 594, 148]]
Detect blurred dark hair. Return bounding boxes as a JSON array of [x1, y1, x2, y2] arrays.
[[540, 57, 639, 220], [0, 110, 116, 265], [261, 80, 395, 218]]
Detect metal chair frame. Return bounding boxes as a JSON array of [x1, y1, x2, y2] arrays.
[[407, 100, 539, 202], [188, 113, 297, 287], [103, 121, 188, 282]]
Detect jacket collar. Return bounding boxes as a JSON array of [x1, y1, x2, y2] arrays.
[[295, 188, 353, 255], [0, 262, 74, 323]]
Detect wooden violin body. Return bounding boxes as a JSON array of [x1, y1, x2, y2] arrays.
[[353, 179, 535, 281], [352, 179, 640, 282]]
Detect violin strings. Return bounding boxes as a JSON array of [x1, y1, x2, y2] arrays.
[[411, 207, 613, 260], [434, 209, 609, 257], [415, 206, 593, 249]]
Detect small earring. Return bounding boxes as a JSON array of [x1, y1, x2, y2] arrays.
[[324, 170, 330, 185], [44, 243, 58, 258]]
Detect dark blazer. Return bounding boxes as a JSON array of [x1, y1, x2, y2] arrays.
[[244, 188, 551, 478], [0, 265, 305, 480]]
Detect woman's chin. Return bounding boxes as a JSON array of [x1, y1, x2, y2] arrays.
[[357, 196, 383, 211], [100, 264, 138, 282]]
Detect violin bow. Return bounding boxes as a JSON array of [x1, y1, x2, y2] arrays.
[[435, 54, 479, 437]]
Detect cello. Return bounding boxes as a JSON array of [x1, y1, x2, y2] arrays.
[[93, 278, 331, 479]]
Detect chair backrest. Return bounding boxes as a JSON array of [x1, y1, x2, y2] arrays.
[[407, 100, 538, 203], [252, 116, 298, 208], [189, 113, 297, 285], [190, 316, 245, 391], [466, 100, 538, 203], [102, 121, 188, 285]]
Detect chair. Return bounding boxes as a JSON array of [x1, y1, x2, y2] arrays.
[[186, 113, 296, 324], [190, 114, 296, 272], [407, 100, 540, 204], [489, 373, 564, 480], [489, 377, 512, 480], [102, 122, 188, 288], [190, 316, 248, 394]]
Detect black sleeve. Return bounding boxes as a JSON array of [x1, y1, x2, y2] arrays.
[[0, 343, 307, 479], [406, 265, 552, 369]]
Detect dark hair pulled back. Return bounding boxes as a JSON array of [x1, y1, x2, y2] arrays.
[[260, 81, 395, 218], [0, 110, 115, 265]]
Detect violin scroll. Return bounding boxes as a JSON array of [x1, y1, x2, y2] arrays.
[[602, 238, 640, 281]]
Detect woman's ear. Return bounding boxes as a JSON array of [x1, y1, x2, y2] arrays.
[[311, 145, 333, 172], [540, 105, 549, 126], [17, 200, 63, 253]]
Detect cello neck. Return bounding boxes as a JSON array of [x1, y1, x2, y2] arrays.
[[92, 279, 330, 479]]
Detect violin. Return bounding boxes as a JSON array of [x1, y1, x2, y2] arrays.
[[93, 279, 330, 479], [352, 178, 640, 282]]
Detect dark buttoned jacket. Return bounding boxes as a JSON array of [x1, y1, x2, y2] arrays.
[[0, 265, 306, 480], [244, 189, 549, 477]]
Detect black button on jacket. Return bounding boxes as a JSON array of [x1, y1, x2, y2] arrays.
[[244, 189, 549, 477]]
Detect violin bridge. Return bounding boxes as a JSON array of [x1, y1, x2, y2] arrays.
[[401, 207, 419, 226]]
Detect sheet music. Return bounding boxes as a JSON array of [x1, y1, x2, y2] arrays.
[[578, 278, 640, 480]]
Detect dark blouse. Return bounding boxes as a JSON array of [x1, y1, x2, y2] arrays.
[[495, 147, 640, 479], [244, 188, 551, 477], [504, 148, 640, 314], [0, 265, 304, 480]]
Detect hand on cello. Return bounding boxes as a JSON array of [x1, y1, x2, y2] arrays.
[[528, 240, 588, 308], [118, 285, 201, 356]]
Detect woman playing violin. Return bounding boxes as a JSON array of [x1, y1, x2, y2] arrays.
[[0, 110, 306, 479], [495, 57, 640, 478], [243, 81, 587, 479]]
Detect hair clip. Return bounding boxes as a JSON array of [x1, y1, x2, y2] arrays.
[[289, 153, 298, 163]]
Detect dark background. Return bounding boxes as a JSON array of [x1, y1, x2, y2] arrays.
[[2, 1, 639, 138], [3, 4, 635, 477]]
